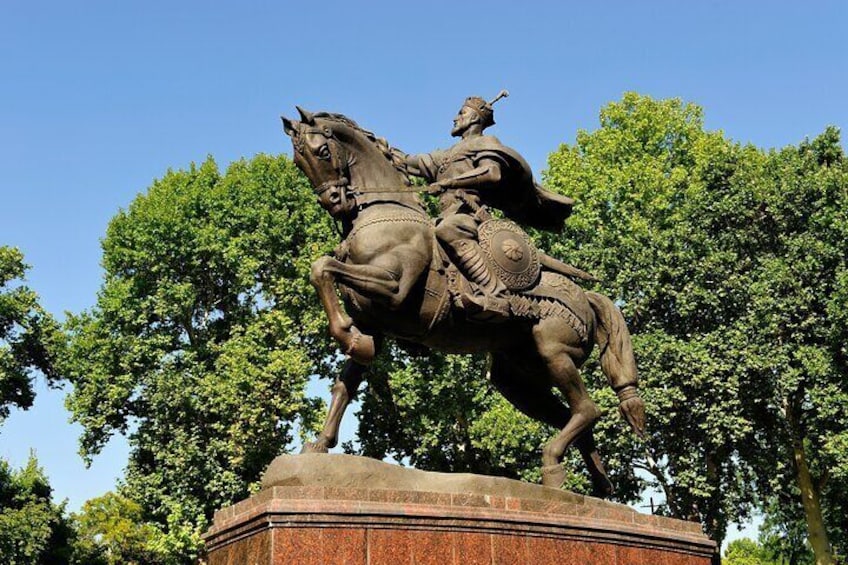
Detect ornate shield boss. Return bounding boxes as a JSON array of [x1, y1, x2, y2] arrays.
[[478, 219, 541, 291]]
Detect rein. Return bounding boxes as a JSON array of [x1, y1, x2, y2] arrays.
[[314, 177, 432, 197], [314, 174, 432, 219], [353, 185, 431, 194]]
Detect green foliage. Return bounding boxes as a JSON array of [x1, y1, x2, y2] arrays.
[[353, 350, 554, 483], [70, 492, 162, 565], [0, 246, 63, 422], [744, 128, 848, 561], [542, 93, 847, 555], [62, 155, 336, 562], [724, 534, 815, 565], [0, 250, 71, 563], [724, 538, 779, 565], [759, 500, 816, 565], [0, 454, 74, 565]]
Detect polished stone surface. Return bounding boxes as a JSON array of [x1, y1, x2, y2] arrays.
[[205, 455, 716, 564]]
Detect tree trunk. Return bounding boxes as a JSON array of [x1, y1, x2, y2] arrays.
[[786, 399, 835, 565]]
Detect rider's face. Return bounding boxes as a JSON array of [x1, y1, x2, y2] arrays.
[[451, 105, 477, 137]]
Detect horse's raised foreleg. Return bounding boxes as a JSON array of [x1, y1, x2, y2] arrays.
[[311, 252, 424, 363], [310, 255, 392, 364], [302, 359, 369, 453], [490, 354, 613, 497]]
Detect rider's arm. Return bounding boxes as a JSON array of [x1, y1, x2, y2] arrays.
[[405, 152, 442, 181], [437, 156, 503, 190], [405, 154, 426, 176]]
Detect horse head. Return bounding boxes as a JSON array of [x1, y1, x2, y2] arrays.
[[282, 107, 355, 219], [282, 107, 418, 220]]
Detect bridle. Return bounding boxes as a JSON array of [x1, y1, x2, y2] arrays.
[[297, 125, 427, 219]]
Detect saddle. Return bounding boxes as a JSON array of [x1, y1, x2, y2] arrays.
[[420, 219, 591, 340]]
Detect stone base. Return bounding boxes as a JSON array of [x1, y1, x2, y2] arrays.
[[204, 454, 716, 564]]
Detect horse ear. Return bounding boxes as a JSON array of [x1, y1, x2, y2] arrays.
[[281, 116, 299, 137], [296, 105, 316, 125]]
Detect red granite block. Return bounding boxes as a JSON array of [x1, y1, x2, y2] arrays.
[[558, 540, 594, 565], [640, 548, 672, 565], [525, 536, 561, 565], [485, 494, 506, 509], [451, 493, 491, 508], [616, 544, 645, 565], [207, 542, 229, 565], [453, 531, 492, 565], [574, 503, 635, 523], [368, 529, 412, 565], [323, 486, 370, 501], [408, 531, 453, 565], [516, 498, 561, 514], [252, 531, 272, 565], [492, 534, 527, 564], [663, 551, 694, 564], [273, 528, 323, 564], [227, 537, 254, 565], [368, 488, 452, 507], [365, 489, 396, 504], [320, 528, 367, 565], [586, 542, 618, 565]]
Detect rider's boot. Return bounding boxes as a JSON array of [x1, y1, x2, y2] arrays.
[[451, 239, 510, 322]]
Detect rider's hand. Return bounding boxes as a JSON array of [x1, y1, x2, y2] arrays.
[[427, 182, 447, 195]]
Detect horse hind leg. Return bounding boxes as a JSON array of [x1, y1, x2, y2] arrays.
[[529, 320, 610, 493], [490, 353, 613, 497]]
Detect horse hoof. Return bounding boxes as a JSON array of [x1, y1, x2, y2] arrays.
[[541, 464, 567, 489], [301, 440, 330, 454], [346, 328, 376, 365]]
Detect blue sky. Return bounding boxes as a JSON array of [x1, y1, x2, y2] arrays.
[[1, 0, 845, 540]]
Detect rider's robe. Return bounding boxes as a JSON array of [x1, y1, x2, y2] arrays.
[[416, 135, 574, 231]]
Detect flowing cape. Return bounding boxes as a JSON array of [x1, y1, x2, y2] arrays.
[[454, 136, 574, 231]]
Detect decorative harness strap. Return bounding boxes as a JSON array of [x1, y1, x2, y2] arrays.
[[345, 211, 433, 244]]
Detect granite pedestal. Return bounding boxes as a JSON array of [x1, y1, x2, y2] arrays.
[[203, 454, 715, 564]]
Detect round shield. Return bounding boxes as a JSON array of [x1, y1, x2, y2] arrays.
[[478, 219, 541, 291]]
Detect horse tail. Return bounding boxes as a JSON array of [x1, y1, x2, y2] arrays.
[[585, 291, 638, 393]]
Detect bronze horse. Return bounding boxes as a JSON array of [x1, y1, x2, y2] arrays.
[[282, 107, 645, 496]]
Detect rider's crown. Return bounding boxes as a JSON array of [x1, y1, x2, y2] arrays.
[[462, 90, 508, 131]]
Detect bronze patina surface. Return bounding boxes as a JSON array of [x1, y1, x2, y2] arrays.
[[281, 95, 645, 496]]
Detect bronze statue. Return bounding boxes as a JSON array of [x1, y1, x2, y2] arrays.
[[282, 96, 645, 497], [404, 91, 577, 321]]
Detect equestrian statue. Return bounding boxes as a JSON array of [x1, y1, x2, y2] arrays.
[[281, 92, 645, 497]]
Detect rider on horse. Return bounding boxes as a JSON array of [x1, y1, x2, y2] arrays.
[[405, 92, 576, 321]]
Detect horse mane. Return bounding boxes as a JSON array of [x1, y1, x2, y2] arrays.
[[314, 112, 413, 186]]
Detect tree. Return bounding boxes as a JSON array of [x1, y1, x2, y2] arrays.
[[724, 538, 779, 565], [0, 249, 69, 563], [543, 94, 847, 561], [0, 246, 62, 421], [62, 155, 336, 563], [738, 128, 848, 564], [70, 491, 163, 565], [759, 499, 816, 565], [0, 454, 74, 565]]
